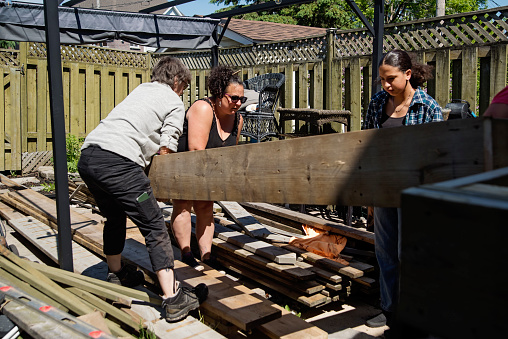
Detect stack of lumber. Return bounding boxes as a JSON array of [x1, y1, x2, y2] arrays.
[[0, 174, 328, 338], [240, 202, 378, 296], [68, 178, 97, 206], [162, 201, 378, 310], [0, 242, 159, 338]]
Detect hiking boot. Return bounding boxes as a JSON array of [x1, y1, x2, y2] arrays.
[[107, 265, 145, 288], [181, 252, 204, 271], [162, 283, 208, 322]]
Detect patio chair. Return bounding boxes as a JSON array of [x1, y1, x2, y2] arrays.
[[240, 73, 285, 142]]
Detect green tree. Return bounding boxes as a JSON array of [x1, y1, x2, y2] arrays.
[[211, 0, 488, 28], [0, 40, 16, 49]]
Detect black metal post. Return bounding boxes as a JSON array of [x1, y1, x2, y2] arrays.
[[211, 45, 218, 68], [44, 0, 73, 271], [371, 0, 384, 97]]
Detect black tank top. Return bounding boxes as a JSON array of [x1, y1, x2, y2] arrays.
[[177, 98, 240, 152]]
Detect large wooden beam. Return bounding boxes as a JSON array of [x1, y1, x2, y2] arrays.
[[149, 118, 508, 207]]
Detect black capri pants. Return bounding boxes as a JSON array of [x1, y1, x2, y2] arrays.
[[77, 145, 174, 272]]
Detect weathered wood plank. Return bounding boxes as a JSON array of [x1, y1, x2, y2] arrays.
[[149, 118, 493, 207], [258, 304, 328, 339], [212, 238, 314, 281], [217, 201, 271, 238], [214, 224, 296, 264], [217, 255, 327, 308], [214, 245, 323, 295]]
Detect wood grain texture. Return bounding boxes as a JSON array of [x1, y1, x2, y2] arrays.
[[149, 118, 490, 207], [212, 238, 315, 281], [217, 201, 271, 238], [215, 223, 296, 264]]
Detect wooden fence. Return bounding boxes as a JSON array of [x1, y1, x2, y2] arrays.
[[0, 43, 150, 171], [1, 6, 508, 171]]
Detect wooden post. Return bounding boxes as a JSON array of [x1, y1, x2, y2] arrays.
[[452, 58, 462, 100], [332, 59, 343, 110], [362, 61, 371, 126], [313, 62, 323, 110], [490, 44, 507, 101], [19, 42, 28, 154], [461, 47, 478, 110], [349, 57, 361, 132], [298, 63, 308, 132], [435, 49, 451, 108], [284, 63, 294, 133], [326, 29, 336, 110]]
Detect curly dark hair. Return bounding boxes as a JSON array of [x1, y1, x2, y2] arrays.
[[380, 49, 434, 88], [151, 56, 191, 90], [207, 65, 243, 99]]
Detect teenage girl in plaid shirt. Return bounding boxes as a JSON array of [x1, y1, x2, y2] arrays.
[[364, 49, 443, 330]]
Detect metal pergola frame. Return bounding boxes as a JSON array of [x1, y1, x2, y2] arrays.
[[206, 0, 384, 97], [5, 0, 384, 271]]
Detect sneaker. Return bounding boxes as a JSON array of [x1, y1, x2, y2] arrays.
[[107, 265, 145, 288], [181, 252, 204, 271], [162, 283, 208, 322], [366, 312, 387, 328]]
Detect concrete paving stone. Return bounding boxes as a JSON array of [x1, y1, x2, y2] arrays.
[[38, 166, 55, 180]]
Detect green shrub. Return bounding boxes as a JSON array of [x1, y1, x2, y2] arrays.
[[66, 134, 84, 173]]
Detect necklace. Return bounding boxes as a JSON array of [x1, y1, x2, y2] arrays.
[[392, 89, 414, 115]]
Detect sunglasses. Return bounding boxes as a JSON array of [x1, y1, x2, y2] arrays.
[[225, 93, 247, 104]]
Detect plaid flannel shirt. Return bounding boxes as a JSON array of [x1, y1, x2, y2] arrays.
[[363, 88, 443, 130]]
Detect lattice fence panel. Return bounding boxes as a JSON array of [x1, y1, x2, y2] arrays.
[[0, 49, 19, 67], [165, 35, 328, 69], [28, 42, 148, 68], [334, 6, 508, 58], [22, 151, 53, 174]]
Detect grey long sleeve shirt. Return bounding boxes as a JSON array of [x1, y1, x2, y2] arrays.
[[82, 81, 185, 168]]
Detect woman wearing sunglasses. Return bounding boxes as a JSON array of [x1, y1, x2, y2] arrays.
[[171, 65, 244, 269]]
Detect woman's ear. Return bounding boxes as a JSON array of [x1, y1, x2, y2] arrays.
[[405, 69, 412, 81]]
